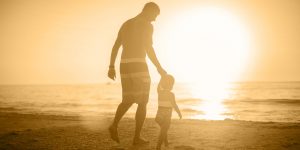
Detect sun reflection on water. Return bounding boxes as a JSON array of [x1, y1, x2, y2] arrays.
[[188, 82, 234, 120]]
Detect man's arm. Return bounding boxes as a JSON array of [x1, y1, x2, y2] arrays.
[[108, 28, 122, 80], [109, 36, 122, 67], [145, 25, 167, 75], [146, 46, 166, 74]]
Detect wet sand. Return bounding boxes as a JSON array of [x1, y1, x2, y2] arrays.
[[0, 112, 300, 150]]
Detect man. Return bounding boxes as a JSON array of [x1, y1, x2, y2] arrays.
[[107, 2, 166, 145]]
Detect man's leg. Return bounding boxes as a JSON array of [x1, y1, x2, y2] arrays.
[[112, 102, 133, 126], [133, 102, 148, 144], [109, 102, 133, 143]]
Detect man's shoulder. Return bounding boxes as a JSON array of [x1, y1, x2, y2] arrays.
[[122, 19, 133, 27], [121, 17, 153, 33], [119, 19, 133, 33]]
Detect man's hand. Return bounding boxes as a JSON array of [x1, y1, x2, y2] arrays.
[[157, 67, 167, 76], [108, 68, 116, 80]]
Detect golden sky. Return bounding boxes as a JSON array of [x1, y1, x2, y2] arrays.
[[1, 0, 300, 84]]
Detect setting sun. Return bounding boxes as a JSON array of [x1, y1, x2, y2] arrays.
[[161, 6, 252, 84]]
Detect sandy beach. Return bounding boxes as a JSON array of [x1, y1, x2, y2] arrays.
[[0, 112, 299, 150]]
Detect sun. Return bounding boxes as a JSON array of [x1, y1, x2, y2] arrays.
[[157, 6, 252, 120], [160, 6, 252, 85]]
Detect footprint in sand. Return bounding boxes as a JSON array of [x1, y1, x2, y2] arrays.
[[174, 145, 196, 150]]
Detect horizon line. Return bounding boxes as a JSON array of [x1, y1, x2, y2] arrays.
[[1, 80, 300, 86]]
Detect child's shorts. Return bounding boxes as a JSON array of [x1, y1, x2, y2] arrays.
[[155, 107, 172, 127]]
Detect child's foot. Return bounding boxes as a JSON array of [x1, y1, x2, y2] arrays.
[[133, 137, 149, 145], [109, 125, 120, 143]]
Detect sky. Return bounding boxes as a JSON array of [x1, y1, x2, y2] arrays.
[[0, 0, 300, 84]]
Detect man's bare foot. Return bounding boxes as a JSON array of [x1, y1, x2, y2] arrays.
[[133, 137, 149, 145], [109, 125, 120, 143]]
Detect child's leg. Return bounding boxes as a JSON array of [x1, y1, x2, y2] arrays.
[[157, 124, 169, 149], [164, 133, 169, 147], [163, 122, 170, 146], [157, 126, 164, 150]]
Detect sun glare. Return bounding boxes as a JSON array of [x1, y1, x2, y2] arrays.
[[159, 6, 252, 120]]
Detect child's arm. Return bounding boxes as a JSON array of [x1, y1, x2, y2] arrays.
[[170, 93, 182, 119]]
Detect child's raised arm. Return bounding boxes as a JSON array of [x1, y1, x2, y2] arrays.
[[170, 93, 182, 119]]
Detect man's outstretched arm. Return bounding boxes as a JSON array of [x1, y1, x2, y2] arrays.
[[108, 31, 122, 80], [146, 46, 166, 75], [145, 25, 167, 76]]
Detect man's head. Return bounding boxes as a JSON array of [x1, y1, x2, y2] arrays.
[[141, 2, 160, 22]]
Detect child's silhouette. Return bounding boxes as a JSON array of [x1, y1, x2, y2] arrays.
[[155, 74, 182, 150]]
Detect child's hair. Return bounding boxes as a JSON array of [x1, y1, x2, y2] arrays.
[[159, 74, 175, 90]]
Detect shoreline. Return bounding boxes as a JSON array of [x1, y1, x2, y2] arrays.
[[0, 112, 300, 149]]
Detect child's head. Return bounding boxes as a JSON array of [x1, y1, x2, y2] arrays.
[[159, 74, 175, 90]]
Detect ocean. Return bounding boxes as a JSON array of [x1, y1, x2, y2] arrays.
[[0, 82, 300, 122]]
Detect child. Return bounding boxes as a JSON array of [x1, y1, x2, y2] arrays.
[[155, 74, 182, 150]]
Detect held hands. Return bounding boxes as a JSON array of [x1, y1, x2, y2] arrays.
[[108, 66, 116, 80], [157, 66, 167, 76]]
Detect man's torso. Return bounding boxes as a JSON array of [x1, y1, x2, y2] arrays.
[[120, 17, 153, 60]]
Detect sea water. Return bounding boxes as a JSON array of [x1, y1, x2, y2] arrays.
[[0, 82, 300, 122]]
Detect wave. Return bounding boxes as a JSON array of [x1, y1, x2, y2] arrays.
[[177, 98, 202, 104], [177, 98, 300, 105], [181, 108, 204, 114], [225, 99, 300, 105]]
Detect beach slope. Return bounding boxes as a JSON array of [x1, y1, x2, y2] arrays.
[[0, 112, 299, 150]]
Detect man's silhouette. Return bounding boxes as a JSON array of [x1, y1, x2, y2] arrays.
[[107, 2, 166, 145]]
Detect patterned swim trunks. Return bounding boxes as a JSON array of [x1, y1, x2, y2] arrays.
[[120, 58, 151, 104]]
